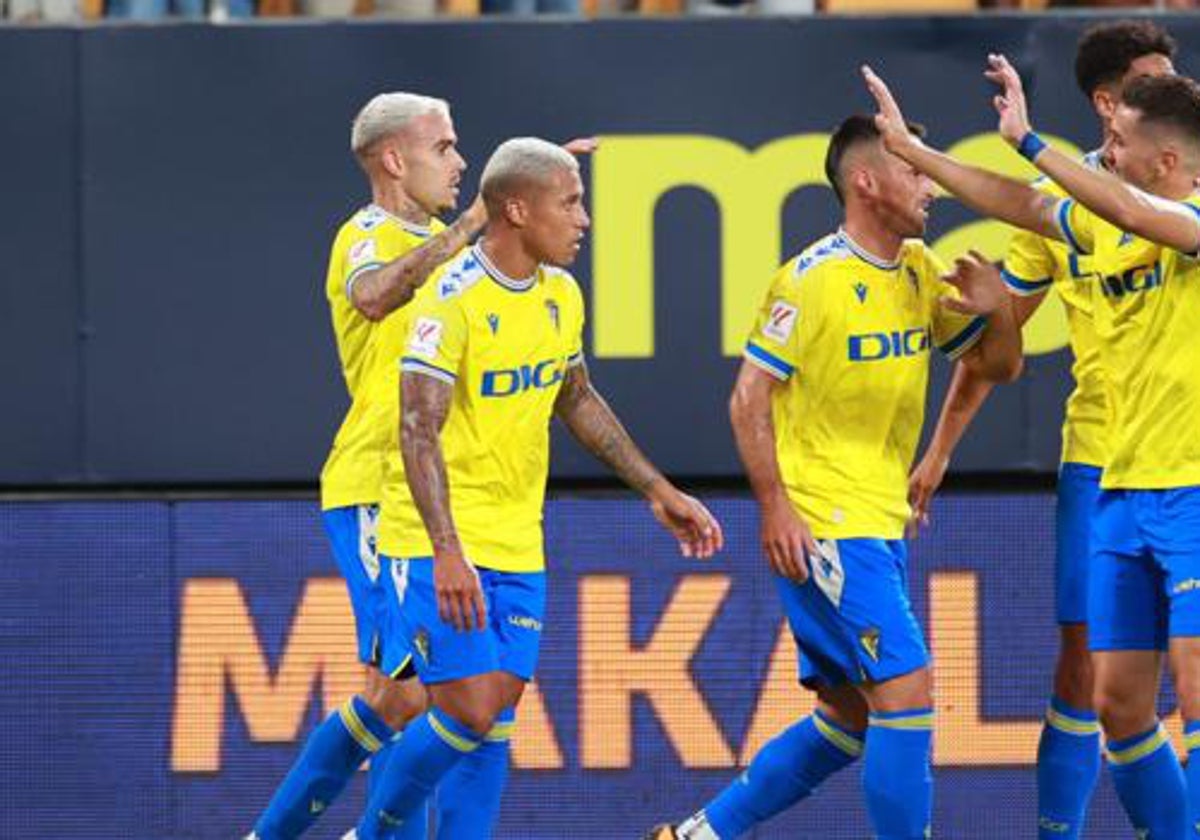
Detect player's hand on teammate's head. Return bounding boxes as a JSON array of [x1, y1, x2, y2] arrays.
[[861, 65, 917, 154], [984, 53, 1032, 146], [940, 250, 1007, 316], [649, 488, 724, 559], [561, 137, 600, 156], [759, 497, 815, 583]]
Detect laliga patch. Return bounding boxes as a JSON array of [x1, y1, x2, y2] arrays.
[[408, 317, 444, 360], [348, 238, 377, 268], [761, 300, 798, 344]]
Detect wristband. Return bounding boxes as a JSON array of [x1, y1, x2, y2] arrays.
[[1017, 131, 1047, 162]]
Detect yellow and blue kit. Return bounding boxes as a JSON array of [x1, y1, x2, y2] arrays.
[[1002, 151, 1108, 626], [1054, 194, 1200, 648], [378, 244, 585, 683], [321, 203, 441, 666], [744, 229, 984, 687]]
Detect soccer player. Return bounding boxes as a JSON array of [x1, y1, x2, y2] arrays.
[[249, 91, 486, 840], [344, 137, 724, 840], [646, 115, 1023, 840], [865, 57, 1200, 838], [904, 22, 1175, 838]]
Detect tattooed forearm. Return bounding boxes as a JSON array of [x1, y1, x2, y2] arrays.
[[400, 372, 461, 554], [554, 363, 664, 495], [729, 363, 789, 506], [353, 209, 485, 321]]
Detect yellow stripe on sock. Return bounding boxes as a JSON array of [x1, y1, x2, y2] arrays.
[[813, 714, 864, 757], [1107, 725, 1168, 766], [1046, 707, 1101, 736], [339, 701, 383, 753], [1184, 729, 1200, 752], [869, 713, 934, 731], [485, 721, 515, 743], [429, 713, 480, 754]]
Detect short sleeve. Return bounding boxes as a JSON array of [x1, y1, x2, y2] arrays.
[[564, 277, 586, 367], [1002, 229, 1056, 297], [342, 233, 387, 300], [743, 264, 802, 381], [400, 287, 468, 385], [1053, 198, 1095, 256]]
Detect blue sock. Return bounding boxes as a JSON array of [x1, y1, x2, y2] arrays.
[[699, 710, 863, 838], [1037, 696, 1101, 838], [254, 696, 393, 840], [436, 708, 515, 839], [357, 707, 482, 840], [1183, 720, 1200, 837], [369, 735, 429, 840], [1107, 722, 1187, 838], [863, 708, 933, 840]]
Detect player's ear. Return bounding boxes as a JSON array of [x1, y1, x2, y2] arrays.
[[380, 145, 405, 180], [503, 196, 528, 227], [850, 166, 874, 201], [1158, 145, 1179, 181], [1092, 88, 1117, 123]]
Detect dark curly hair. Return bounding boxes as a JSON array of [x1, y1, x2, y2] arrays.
[[1075, 20, 1176, 98]]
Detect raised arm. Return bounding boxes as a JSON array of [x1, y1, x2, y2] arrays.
[[400, 370, 485, 632], [351, 200, 486, 321], [986, 53, 1200, 254], [729, 361, 816, 582], [862, 65, 1064, 243], [553, 360, 722, 559]]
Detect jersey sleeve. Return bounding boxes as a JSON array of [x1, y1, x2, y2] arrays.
[[925, 250, 987, 360], [1002, 228, 1056, 297], [743, 264, 803, 381], [341, 232, 389, 301], [399, 286, 468, 385], [1052, 198, 1096, 256], [564, 275, 586, 368]]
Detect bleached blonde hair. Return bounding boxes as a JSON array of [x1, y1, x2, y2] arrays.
[[480, 137, 578, 211], [350, 92, 450, 157]]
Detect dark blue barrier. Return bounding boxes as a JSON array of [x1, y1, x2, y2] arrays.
[[0, 495, 1180, 837], [2, 15, 1200, 484]]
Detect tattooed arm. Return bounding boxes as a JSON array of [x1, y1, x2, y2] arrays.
[[554, 361, 723, 558], [400, 370, 485, 632], [351, 200, 486, 322]]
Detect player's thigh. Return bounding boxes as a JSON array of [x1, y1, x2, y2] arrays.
[[1055, 462, 1102, 625], [384, 556, 501, 686], [1169, 636, 1200, 719], [322, 504, 385, 665], [1088, 492, 1165, 652]]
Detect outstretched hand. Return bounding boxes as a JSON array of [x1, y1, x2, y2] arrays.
[[984, 53, 1033, 146], [861, 65, 919, 155], [941, 250, 1007, 316]]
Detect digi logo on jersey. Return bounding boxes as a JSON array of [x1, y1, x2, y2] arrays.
[[847, 328, 930, 362], [1099, 263, 1163, 298], [481, 359, 565, 397]]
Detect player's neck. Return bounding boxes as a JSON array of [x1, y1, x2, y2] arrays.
[[478, 236, 538, 284], [371, 185, 433, 228], [841, 214, 903, 265]]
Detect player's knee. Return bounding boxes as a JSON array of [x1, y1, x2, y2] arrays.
[[1093, 686, 1154, 738], [1054, 646, 1095, 709], [375, 677, 428, 730]]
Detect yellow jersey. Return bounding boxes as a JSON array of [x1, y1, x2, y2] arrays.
[[377, 245, 586, 572], [321, 204, 444, 510], [1056, 194, 1200, 489], [744, 230, 985, 539], [1002, 151, 1108, 468]]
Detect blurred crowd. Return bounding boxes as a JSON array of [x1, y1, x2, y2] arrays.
[[2, 0, 1196, 28]]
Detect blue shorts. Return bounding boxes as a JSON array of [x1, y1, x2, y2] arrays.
[[322, 505, 389, 667], [1056, 463, 1103, 625], [1089, 487, 1200, 651], [379, 555, 546, 685], [775, 538, 929, 688]]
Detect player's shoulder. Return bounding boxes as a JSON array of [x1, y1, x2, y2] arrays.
[[428, 248, 488, 303], [784, 231, 856, 282], [540, 264, 583, 298]]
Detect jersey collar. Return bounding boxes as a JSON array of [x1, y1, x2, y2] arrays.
[[367, 203, 433, 238], [472, 243, 537, 292], [837, 227, 901, 271]]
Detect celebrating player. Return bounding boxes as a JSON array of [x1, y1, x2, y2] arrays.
[[646, 113, 1022, 840], [865, 56, 1200, 838], [904, 22, 1175, 839]]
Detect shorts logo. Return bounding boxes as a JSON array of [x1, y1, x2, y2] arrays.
[[309, 799, 327, 815], [1173, 578, 1200, 595], [409, 318, 444, 360], [1038, 816, 1069, 834], [507, 614, 543, 632], [413, 629, 431, 664], [761, 300, 797, 344], [860, 628, 881, 663]]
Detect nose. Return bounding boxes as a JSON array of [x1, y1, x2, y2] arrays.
[[579, 207, 591, 229]]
